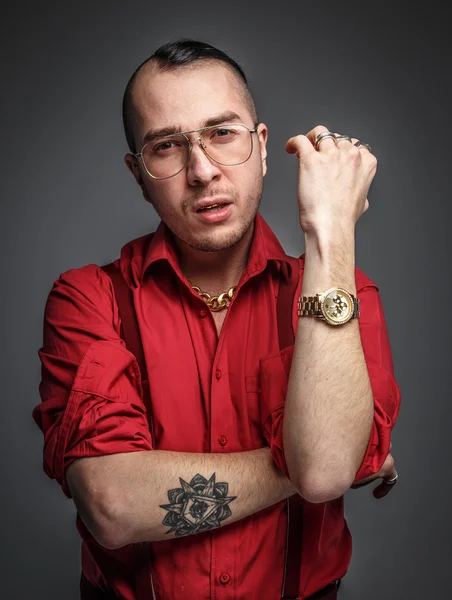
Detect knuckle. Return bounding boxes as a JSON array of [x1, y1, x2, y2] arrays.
[[312, 125, 329, 137], [368, 154, 378, 168], [324, 146, 338, 155]]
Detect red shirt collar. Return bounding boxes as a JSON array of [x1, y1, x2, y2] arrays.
[[120, 212, 298, 287]]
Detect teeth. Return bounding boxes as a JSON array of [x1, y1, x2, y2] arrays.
[[199, 203, 223, 211]]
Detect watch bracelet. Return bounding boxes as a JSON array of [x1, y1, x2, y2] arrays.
[[297, 294, 360, 318]]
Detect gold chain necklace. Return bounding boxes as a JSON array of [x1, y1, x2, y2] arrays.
[[188, 280, 237, 312]]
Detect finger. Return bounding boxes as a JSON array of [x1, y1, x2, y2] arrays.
[[381, 454, 396, 479], [385, 465, 398, 482], [373, 469, 398, 500], [333, 132, 373, 156], [373, 479, 397, 499], [351, 451, 395, 490], [350, 136, 374, 156], [285, 134, 317, 159], [305, 125, 337, 153], [355, 140, 373, 154], [332, 132, 354, 149]]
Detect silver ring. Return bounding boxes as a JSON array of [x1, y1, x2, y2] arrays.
[[334, 134, 353, 143], [354, 140, 373, 153], [384, 473, 398, 485], [315, 131, 338, 150]]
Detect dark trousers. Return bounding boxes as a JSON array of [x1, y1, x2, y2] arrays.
[[80, 573, 341, 599]]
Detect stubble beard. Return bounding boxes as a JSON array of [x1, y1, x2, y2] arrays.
[[153, 178, 264, 253], [182, 189, 263, 253]]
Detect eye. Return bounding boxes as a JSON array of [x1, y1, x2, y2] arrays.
[[152, 139, 184, 153], [211, 128, 236, 141]]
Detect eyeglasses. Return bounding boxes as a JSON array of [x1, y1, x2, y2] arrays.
[[133, 122, 259, 180]]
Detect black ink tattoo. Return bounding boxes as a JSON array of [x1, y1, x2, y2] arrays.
[[160, 473, 236, 537]]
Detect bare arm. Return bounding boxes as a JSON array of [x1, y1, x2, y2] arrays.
[[284, 232, 374, 502], [67, 447, 295, 549], [283, 126, 381, 503]]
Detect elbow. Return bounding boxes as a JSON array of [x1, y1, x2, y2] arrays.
[[94, 521, 128, 551], [92, 491, 134, 549], [75, 486, 132, 550], [67, 458, 138, 549], [291, 471, 352, 504]]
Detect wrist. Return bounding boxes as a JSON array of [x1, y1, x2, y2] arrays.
[[302, 229, 356, 295], [304, 225, 355, 256]]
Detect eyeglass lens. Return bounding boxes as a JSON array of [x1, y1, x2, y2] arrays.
[[141, 124, 253, 178]]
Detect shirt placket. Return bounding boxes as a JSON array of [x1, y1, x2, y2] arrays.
[[210, 338, 237, 599]]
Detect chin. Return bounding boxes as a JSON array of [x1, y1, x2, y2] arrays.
[[178, 212, 256, 253]]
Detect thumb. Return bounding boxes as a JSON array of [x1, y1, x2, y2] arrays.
[[285, 134, 316, 159]]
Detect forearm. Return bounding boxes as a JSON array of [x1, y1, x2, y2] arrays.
[[283, 229, 374, 502], [70, 446, 295, 548]]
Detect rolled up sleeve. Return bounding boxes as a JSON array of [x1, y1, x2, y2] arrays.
[[351, 281, 401, 483], [260, 269, 401, 484], [32, 265, 153, 498]]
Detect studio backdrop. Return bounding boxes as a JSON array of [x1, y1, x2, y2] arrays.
[[1, 1, 450, 599]]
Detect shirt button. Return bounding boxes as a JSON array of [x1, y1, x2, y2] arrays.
[[218, 435, 228, 447], [219, 572, 230, 585], [215, 368, 222, 380], [199, 308, 208, 318]]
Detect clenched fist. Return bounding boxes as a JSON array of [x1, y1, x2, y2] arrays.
[[286, 125, 377, 237]]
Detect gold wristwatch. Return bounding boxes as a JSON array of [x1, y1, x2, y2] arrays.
[[297, 287, 360, 326]]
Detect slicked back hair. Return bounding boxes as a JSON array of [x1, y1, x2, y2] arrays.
[[122, 39, 259, 153]]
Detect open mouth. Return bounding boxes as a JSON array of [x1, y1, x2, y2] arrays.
[[196, 203, 229, 213]]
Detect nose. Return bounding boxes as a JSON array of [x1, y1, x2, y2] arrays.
[[185, 136, 222, 186]]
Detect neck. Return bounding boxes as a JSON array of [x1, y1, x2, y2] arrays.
[[174, 224, 255, 296]]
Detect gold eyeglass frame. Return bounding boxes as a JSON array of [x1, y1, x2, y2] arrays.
[[133, 122, 260, 180]]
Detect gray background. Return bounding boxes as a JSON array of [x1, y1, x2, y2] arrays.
[[1, 1, 450, 598]]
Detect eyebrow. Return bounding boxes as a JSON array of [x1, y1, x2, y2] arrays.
[[142, 111, 244, 144]]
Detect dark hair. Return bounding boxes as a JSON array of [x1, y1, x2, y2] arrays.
[[122, 39, 258, 153]]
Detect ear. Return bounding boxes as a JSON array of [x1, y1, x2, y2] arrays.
[[124, 154, 152, 204], [125, 153, 144, 186], [257, 123, 268, 177]]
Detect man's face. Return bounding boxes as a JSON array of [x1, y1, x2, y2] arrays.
[[125, 62, 268, 253]]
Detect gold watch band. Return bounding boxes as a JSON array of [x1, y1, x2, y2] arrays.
[[297, 292, 360, 319], [297, 295, 324, 318]]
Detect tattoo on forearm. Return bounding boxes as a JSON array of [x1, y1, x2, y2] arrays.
[[160, 473, 236, 537]]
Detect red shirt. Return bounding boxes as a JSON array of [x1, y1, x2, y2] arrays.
[[33, 212, 401, 600]]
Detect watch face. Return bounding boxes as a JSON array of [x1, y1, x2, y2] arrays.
[[321, 288, 354, 325]]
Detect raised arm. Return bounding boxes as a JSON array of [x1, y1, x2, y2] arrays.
[[282, 126, 401, 502], [33, 265, 295, 551]]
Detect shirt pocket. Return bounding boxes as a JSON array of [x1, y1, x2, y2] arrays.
[[259, 345, 294, 443], [244, 374, 267, 446], [245, 375, 260, 394]]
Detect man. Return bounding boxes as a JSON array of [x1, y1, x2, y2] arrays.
[[33, 39, 401, 600]]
